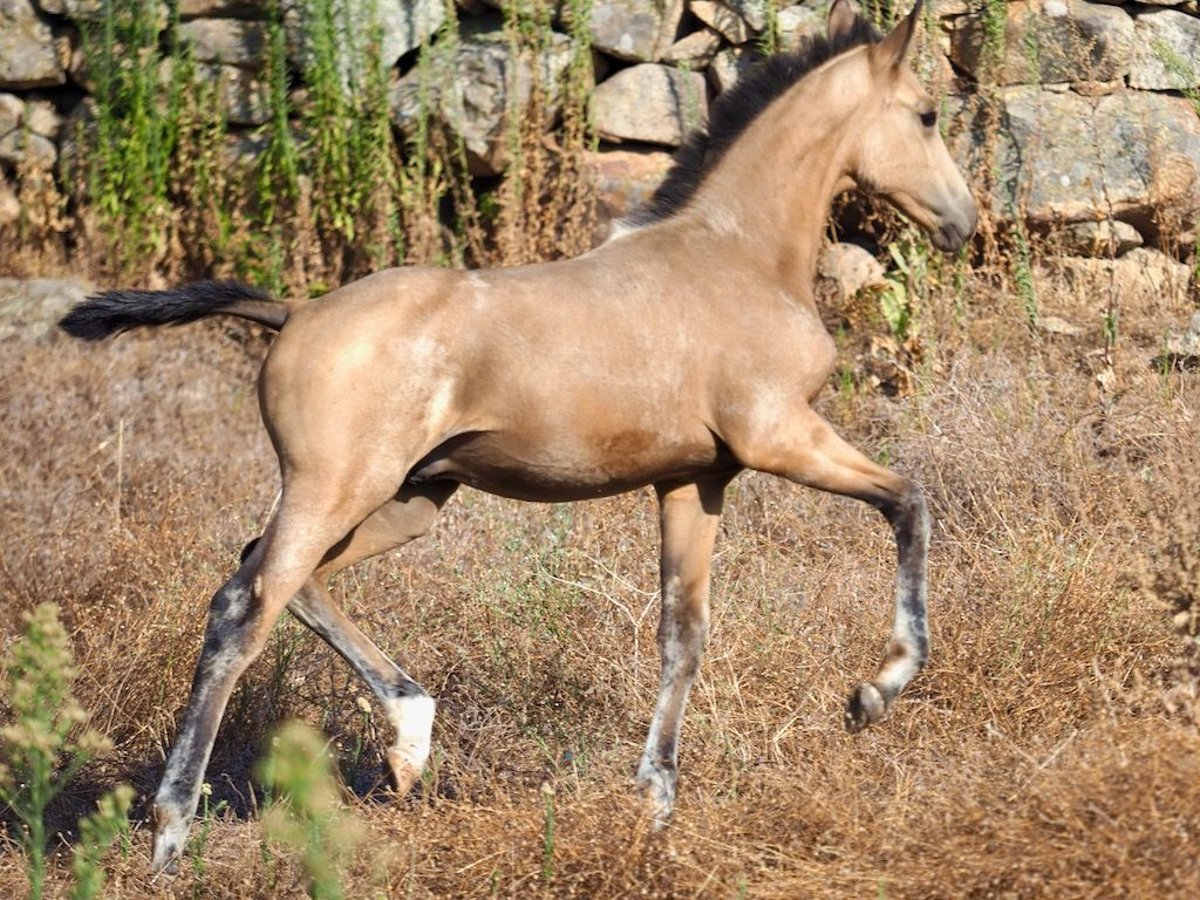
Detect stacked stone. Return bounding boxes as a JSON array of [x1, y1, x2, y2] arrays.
[[1, 0, 1199, 256]]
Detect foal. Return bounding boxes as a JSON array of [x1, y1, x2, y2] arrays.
[[62, 0, 974, 872]]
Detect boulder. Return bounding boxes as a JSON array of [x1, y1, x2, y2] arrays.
[[689, 1, 750, 44], [949, 87, 1200, 229], [200, 63, 269, 125], [588, 0, 684, 62], [391, 29, 575, 176], [178, 19, 268, 69], [1049, 219, 1143, 257], [0, 171, 18, 229], [708, 46, 762, 93], [0, 92, 20, 134], [582, 146, 674, 226], [724, 0, 766, 31], [818, 242, 886, 302], [951, 0, 1134, 86], [285, 0, 445, 81], [0, 278, 91, 343], [590, 63, 708, 147], [1036, 247, 1192, 314], [0, 0, 66, 89], [1129, 9, 1200, 91], [0, 98, 56, 167], [177, 1, 264, 18], [776, 5, 822, 51], [661, 27, 722, 66]]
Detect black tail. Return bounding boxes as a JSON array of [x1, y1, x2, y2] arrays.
[[59, 280, 280, 341]]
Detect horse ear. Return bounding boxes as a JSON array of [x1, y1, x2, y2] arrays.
[[827, 0, 858, 41], [871, 0, 923, 73]]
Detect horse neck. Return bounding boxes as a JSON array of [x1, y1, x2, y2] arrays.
[[688, 54, 870, 292]]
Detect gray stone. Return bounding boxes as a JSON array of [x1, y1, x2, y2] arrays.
[[0, 278, 91, 342], [948, 87, 1200, 229], [286, 0, 445, 82], [1165, 310, 1200, 360], [0, 94, 61, 148], [951, 0, 1134, 86], [818, 242, 886, 302], [1037, 248, 1192, 311], [36, 0, 105, 18], [661, 27, 722, 66], [690, 1, 750, 44], [24, 99, 58, 138], [0, 0, 66, 89], [589, 0, 684, 62], [199, 63, 269, 125], [178, 1, 264, 18], [0, 172, 17, 229], [1129, 10, 1200, 90], [0, 92, 20, 134], [0, 128, 56, 168], [776, 5, 822, 52], [582, 146, 674, 228], [708, 47, 759, 93], [1050, 219, 1143, 257], [178, 19, 268, 70], [590, 63, 708, 147], [391, 30, 574, 176], [724, 0, 766, 31]]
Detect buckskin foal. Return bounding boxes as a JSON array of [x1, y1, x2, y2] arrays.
[[61, 0, 975, 873]]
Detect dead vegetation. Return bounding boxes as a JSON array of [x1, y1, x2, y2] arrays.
[[0, 260, 1197, 897]]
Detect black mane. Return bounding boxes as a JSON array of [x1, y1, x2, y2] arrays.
[[630, 16, 883, 226]]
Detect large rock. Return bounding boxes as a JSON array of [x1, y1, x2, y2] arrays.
[[178, 1, 264, 18], [1049, 219, 1143, 257], [582, 146, 674, 226], [725, 0, 766, 31], [690, 1, 750, 44], [201, 63, 269, 125], [178, 19, 268, 69], [0, 171, 18, 228], [1129, 10, 1200, 90], [590, 64, 708, 147], [776, 4, 822, 51], [0, 93, 56, 168], [286, 0, 445, 81], [661, 27, 721, 66], [0, 0, 65, 89], [951, 0, 1134, 86], [589, 0, 684, 62], [950, 87, 1200, 229], [390, 29, 575, 176], [0, 278, 91, 343]]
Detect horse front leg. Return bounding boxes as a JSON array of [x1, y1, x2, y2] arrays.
[[730, 405, 929, 732], [636, 477, 730, 823]]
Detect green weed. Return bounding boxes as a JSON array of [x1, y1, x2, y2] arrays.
[[0, 604, 126, 900], [258, 721, 364, 900]]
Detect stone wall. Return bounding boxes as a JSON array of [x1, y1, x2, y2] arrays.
[[1, 0, 1199, 260]]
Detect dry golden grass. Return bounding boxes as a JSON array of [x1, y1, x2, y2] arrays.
[[1, 267, 1198, 897]]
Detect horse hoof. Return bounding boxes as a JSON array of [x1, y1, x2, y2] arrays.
[[844, 682, 886, 733], [149, 806, 188, 876], [635, 765, 675, 827], [387, 748, 424, 795]]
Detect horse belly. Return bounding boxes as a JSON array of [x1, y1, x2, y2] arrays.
[[407, 428, 732, 502]]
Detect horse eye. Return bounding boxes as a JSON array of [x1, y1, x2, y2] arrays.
[[920, 109, 938, 129]]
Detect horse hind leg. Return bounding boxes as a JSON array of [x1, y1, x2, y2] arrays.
[[284, 482, 457, 795], [149, 477, 410, 874], [636, 477, 728, 824]]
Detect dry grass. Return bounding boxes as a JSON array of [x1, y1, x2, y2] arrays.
[[1, 266, 1198, 897]]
